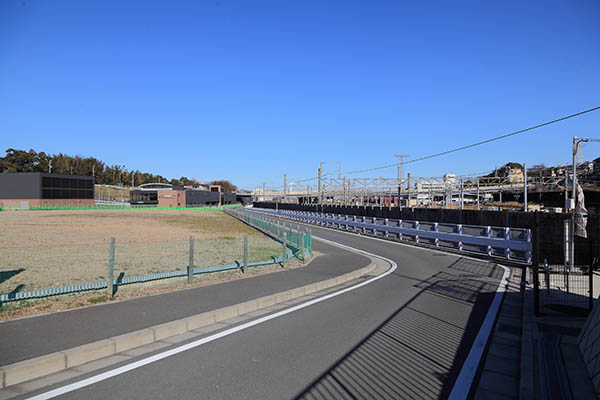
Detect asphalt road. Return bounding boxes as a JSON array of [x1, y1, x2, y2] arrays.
[[0, 239, 370, 364], [11, 220, 505, 400]]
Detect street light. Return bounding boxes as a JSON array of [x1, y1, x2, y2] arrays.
[[570, 136, 600, 268]]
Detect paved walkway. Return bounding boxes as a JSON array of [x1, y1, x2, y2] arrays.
[[473, 265, 598, 399], [0, 240, 370, 364]]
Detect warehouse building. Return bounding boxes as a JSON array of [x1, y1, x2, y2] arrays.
[[0, 172, 95, 209]]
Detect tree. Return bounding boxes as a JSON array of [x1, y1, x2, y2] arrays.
[[486, 162, 524, 178], [1, 148, 237, 190], [209, 180, 238, 192]]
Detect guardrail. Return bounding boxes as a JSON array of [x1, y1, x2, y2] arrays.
[[249, 207, 532, 263]]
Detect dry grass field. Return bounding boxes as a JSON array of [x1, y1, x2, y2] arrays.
[[0, 209, 282, 294]]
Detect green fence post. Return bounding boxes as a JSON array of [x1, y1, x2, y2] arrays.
[[188, 235, 195, 283], [243, 234, 248, 273], [282, 223, 287, 266], [309, 229, 312, 255], [300, 232, 305, 261], [108, 237, 115, 297]]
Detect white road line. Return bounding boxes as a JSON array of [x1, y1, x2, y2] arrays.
[[448, 264, 510, 399], [25, 238, 397, 400], [26, 226, 509, 400], [279, 217, 513, 397]]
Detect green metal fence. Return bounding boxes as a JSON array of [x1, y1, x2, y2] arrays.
[[23, 203, 243, 211], [0, 205, 297, 304], [227, 208, 313, 259]]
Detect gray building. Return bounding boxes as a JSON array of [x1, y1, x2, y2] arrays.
[[0, 172, 95, 207]]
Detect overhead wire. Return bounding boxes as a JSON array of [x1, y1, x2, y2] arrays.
[[340, 106, 600, 176], [259, 106, 600, 190]]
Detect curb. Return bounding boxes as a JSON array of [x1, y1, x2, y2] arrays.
[[0, 261, 376, 389], [519, 269, 536, 399]]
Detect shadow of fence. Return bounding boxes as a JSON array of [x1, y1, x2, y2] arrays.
[[295, 262, 501, 399], [0, 268, 24, 285]]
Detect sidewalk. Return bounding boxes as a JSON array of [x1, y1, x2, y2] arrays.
[[519, 269, 597, 399], [473, 266, 598, 399], [0, 240, 369, 365], [473, 264, 524, 399]]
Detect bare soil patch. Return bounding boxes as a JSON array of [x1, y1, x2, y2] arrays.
[[0, 210, 282, 293]]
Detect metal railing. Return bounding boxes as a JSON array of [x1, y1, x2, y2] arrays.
[[1, 209, 288, 304], [250, 207, 532, 263], [227, 208, 312, 260]]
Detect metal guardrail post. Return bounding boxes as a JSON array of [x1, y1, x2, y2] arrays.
[[243, 234, 248, 273], [108, 237, 115, 297], [248, 207, 532, 263], [188, 235, 195, 283]]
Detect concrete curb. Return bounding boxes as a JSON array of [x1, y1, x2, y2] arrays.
[[0, 261, 377, 389]]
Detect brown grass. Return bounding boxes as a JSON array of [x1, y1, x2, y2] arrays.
[[0, 210, 282, 293], [0, 253, 317, 321]]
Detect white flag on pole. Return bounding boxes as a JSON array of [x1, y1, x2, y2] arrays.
[[575, 183, 588, 238]]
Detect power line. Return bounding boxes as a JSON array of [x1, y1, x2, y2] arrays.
[[342, 105, 600, 175], [277, 105, 600, 185]]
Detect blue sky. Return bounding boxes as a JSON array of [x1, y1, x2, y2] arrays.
[[1, 0, 599, 190]]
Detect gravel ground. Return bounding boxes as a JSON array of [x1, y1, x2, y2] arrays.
[[0, 209, 282, 293]]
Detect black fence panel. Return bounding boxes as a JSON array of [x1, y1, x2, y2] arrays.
[[253, 202, 599, 267]]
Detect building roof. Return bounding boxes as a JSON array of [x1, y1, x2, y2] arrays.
[[138, 183, 173, 190]]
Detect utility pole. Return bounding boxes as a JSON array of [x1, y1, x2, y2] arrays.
[[523, 163, 527, 212], [407, 173, 411, 208], [394, 154, 410, 189], [570, 137, 600, 266], [571, 137, 579, 269], [317, 162, 342, 204], [49, 159, 52, 174], [263, 183, 266, 201], [460, 179, 464, 210], [132, 172, 135, 188], [283, 173, 287, 203], [477, 177, 480, 210], [394, 154, 409, 208], [318, 166, 322, 204]]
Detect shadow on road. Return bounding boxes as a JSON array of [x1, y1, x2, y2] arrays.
[[294, 258, 502, 400]]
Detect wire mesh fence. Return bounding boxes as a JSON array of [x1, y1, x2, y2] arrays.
[[532, 214, 597, 316], [536, 264, 593, 316]]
